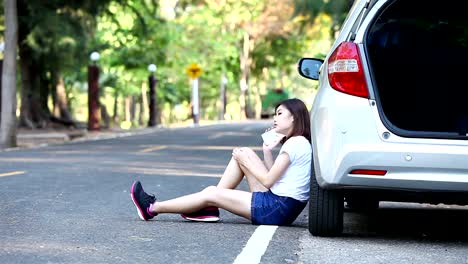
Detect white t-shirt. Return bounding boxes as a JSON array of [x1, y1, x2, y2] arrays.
[[270, 136, 312, 202]]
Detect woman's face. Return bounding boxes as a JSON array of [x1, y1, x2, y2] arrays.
[[273, 105, 294, 136]]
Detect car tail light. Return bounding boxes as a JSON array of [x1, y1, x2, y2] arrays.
[[328, 42, 369, 98], [350, 169, 387, 176]]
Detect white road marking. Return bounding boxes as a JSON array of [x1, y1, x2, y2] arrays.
[[233, 225, 278, 264], [0, 171, 26, 177], [140, 145, 167, 153]]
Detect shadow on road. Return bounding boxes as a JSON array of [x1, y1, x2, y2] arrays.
[[344, 203, 468, 241]]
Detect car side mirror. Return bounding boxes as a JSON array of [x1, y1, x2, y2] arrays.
[[298, 58, 324, 80]]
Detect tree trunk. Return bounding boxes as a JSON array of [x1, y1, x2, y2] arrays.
[[219, 74, 227, 121], [130, 95, 136, 124], [39, 69, 50, 117], [112, 91, 119, 123], [0, 0, 18, 148], [18, 50, 34, 128], [239, 32, 254, 119], [17, 0, 48, 128], [140, 81, 148, 126], [18, 58, 48, 128], [54, 72, 74, 122], [17, 0, 32, 128], [125, 96, 131, 122], [100, 102, 110, 129], [137, 95, 143, 126], [0, 60, 2, 123]]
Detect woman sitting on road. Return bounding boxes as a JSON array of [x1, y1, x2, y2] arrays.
[[130, 98, 311, 226]]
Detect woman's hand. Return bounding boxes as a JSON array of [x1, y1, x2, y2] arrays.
[[263, 137, 282, 150], [262, 127, 285, 151], [232, 147, 253, 168]]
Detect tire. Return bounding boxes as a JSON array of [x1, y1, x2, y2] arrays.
[[308, 158, 344, 237]]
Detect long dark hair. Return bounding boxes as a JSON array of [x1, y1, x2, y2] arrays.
[[275, 98, 311, 143]]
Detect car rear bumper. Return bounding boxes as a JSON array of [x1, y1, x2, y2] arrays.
[[316, 141, 468, 192]]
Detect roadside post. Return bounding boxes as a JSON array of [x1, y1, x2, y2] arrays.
[[147, 63, 157, 127], [186, 63, 202, 125], [88, 51, 101, 131]]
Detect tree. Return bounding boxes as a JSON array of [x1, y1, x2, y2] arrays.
[[92, 0, 169, 126], [202, 0, 306, 118], [15, 0, 114, 129], [0, 0, 18, 148], [237, 0, 300, 118], [293, 0, 354, 36]]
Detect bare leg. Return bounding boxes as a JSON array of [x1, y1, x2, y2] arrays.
[[235, 148, 269, 192], [216, 157, 244, 189], [151, 186, 252, 219], [149, 148, 269, 220], [217, 154, 268, 192]]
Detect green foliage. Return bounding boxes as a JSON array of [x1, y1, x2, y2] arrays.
[[2, 0, 353, 126], [252, 33, 308, 76], [163, 3, 241, 110], [92, 0, 169, 99], [16, 0, 114, 67], [293, 0, 353, 32]]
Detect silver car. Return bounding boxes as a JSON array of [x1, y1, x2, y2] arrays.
[[298, 0, 468, 236]]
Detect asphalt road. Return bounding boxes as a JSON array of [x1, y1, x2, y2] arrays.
[[1, 120, 468, 263]]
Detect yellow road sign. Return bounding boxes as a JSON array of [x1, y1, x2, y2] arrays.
[[186, 63, 202, 79]]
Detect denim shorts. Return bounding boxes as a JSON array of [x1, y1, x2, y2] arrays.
[[251, 190, 307, 226]]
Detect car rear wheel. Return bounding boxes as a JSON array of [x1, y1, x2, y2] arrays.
[[308, 160, 344, 237]]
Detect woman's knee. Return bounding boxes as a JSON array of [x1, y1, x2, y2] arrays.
[[241, 148, 261, 161], [202, 185, 217, 193], [241, 147, 253, 151], [240, 147, 255, 155], [233, 147, 254, 157], [201, 186, 221, 205], [201, 185, 219, 198]]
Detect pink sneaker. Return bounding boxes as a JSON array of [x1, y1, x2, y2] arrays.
[[181, 207, 220, 222]]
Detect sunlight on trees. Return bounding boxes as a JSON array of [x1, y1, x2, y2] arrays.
[[0, 0, 348, 136]]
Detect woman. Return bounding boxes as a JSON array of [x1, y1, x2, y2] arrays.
[[130, 98, 311, 226]]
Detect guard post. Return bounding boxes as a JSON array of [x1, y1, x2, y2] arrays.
[[186, 63, 202, 125], [88, 51, 101, 131]]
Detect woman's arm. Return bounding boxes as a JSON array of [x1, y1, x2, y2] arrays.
[[262, 145, 275, 169], [254, 153, 290, 188], [262, 131, 285, 169]]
